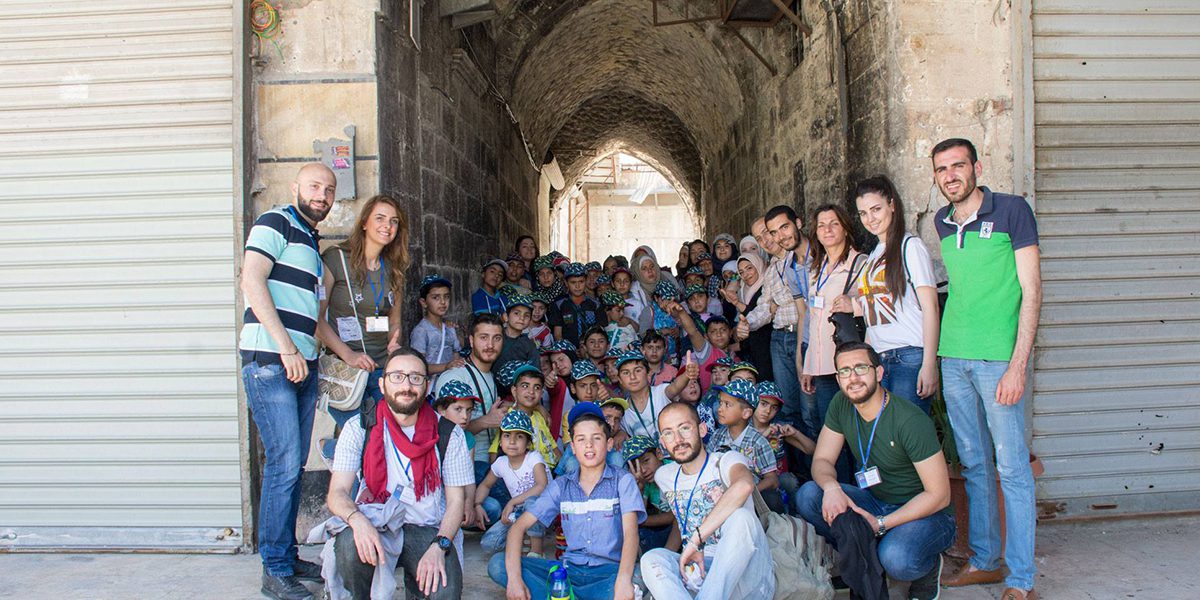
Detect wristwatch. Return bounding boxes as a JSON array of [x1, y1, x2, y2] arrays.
[[432, 535, 452, 553], [874, 515, 887, 537]]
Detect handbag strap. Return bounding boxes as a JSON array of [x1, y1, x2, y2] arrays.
[[842, 252, 868, 296], [338, 249, 368, 354]]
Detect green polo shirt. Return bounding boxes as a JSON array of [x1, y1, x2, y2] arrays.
[[934, 187, 1038, 361]]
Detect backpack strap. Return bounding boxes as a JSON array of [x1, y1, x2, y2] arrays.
[[436, 416, 456, 467]]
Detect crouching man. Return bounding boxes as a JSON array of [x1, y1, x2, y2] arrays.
[[641, 401, 775, 600], [322, 348, 472, 599], [794, 342, 954, 600]]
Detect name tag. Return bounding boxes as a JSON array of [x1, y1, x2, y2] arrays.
[[317, 282, 327, 301], [980, 221, 994, 239], [809, 296, 825, 309], [336, 316, 363, 342], [366, 316, 389, 333], [855, 466, 882, 489]]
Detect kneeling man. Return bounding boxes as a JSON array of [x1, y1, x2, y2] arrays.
[[794, 342, 954, 600]]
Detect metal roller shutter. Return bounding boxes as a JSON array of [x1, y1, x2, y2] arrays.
[[0, 1, 242, 548], [1032, 0, 1200, 517]]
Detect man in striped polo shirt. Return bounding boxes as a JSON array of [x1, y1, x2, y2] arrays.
[[240, 163, 335, 600]]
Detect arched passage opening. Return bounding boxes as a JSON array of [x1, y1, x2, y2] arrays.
[[550, 150, 700, 262]]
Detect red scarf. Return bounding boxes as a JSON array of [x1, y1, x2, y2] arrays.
[[547, 379, 568, 441], [362, 400, 441, 504]]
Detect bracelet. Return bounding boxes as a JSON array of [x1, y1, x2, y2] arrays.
[[345, 509, 362, 523], [281, 349, 300, 356]]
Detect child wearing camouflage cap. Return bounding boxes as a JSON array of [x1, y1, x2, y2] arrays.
[[476, 410, 549, 558], [601, 290, 640, 351]]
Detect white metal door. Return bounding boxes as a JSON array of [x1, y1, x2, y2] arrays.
[[1032, 0, 1200, 517], [0, 1, 242, 548]]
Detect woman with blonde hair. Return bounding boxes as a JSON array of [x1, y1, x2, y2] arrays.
[[318, 195, 410, 402]]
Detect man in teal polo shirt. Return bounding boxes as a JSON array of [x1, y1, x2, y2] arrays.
[[931, 138, 1042, 600]]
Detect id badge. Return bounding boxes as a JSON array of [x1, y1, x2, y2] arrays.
[[855, 466, 882, 489], [809, 296, 825, 309], [317, 282, 327, 301], [366, 316, 389, 333], [336, 316, 363, 342], [393, 483, 416, 506]]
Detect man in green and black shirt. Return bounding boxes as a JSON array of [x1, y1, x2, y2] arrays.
[[795, 342, 953, 600]]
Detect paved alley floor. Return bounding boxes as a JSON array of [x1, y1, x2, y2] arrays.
[[1, 515, 1196, 599]]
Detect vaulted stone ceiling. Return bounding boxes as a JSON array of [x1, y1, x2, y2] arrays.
[[491, 0, 754, 211]]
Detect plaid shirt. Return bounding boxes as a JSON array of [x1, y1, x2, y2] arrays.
[[762, 256, 800, 328], [705, 425, 778, 478]]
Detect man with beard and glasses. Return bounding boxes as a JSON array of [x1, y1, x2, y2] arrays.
[[794, 342, 953, 600], [239, 163, 335, 600], [324, 349, 473, 599], [640, 402, 775, 600], [930, 138, 1042, 600], [433, 312, 513, 523]]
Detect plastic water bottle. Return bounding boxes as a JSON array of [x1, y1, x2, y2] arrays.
[[548, 563, 571, 600]]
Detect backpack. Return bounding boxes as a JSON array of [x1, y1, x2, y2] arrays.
[[358, 395, 457, 471], [752, 488, 836, 600]]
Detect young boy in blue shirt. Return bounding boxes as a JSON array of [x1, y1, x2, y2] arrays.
[[488, 403, 645, 600]]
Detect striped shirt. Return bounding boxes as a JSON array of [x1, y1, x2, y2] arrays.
[[239, 206, 322, 362]]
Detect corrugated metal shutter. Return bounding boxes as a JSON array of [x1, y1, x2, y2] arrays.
[[1032, 0, 1200, 517], [0, 1, 241, 548]]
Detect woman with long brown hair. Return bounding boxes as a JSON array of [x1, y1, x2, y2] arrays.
[[832, 176, 940, 414], [318, 195, 410, 402]]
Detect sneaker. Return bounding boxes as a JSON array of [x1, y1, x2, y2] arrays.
[[261, 573, 314, 600], [293, 558, 324, 581], [908, 555, 943, 600]]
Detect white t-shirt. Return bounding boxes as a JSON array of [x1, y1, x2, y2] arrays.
[[331, 418, 474, 527], [622, 382, 671, 440], [655, 451, 753, 557], [490, 450, 547, 498], [856, 234, 937, 352]]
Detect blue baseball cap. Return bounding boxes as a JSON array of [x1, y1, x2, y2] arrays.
[[500, 410, 534, 437], [585, 261, 603, 272], [621, 435, 659, 464], [564, 262, 587, 279], [567, 402, 606, 430], [497, 360, 541, 387], [570, 360, 603, 381], [419, 274, 451, 296], [614, 349, 648, 370], [722, 378, 760, 409], [506, 294, 534, 311], [756, 381, 784, 405]]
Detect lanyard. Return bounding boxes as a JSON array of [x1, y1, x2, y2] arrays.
[[629, 391, 657, 439], [673, 452, 710, 536], [437, 323, 448, 364], [465, 360, 496, 410], [367, 263, 387, 314], [854, 392, 889, 468], [384, 419, 413, 482], [788, 251, 808, 297], [284, 205, 322, 278], [814, 258, 835, 294]]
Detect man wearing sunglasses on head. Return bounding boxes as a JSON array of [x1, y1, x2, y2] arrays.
[[793, 342, 954, 600]]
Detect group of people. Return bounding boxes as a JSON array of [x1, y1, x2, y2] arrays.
[[239, 137, 1043, 600]]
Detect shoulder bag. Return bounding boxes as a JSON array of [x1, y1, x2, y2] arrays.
[[318, 249, 370, 412]]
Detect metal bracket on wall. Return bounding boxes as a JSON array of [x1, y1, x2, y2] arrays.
[[651, 0, 812, 75]]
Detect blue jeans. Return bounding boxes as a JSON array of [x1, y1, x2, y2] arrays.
[[475, 461, 510, 524], [941, 358, 1036, 590], [480, 495, 544, 554], [795, 481, 955, 582], [770, 329, 804, 426], [242, 361, 318, 577], [488, 554, 621, 600], [811, 374, 854, 484], [879, 346, 930, 415]]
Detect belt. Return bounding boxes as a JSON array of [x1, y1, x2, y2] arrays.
[[775, 324, 797, 333]]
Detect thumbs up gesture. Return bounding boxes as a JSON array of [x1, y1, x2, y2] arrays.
[[684, 350, 699, 380]]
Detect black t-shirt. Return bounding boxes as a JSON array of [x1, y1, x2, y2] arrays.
[[496, 332, 539, 369], [548, 296, 608, 346]]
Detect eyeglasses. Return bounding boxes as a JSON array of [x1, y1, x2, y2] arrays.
[[385, 371, 428, 385], [659, 424, 695, 443], [835, 364, 873, 379]]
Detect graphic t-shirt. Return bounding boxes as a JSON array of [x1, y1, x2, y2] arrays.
[[656, 451, 754, 557], [855, 234, 938, 353], [823, 390, 945, 509], [549, 296, 608, 347], [490, 450, 547, 498]]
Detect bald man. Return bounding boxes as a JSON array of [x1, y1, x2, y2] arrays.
[[239, 163, 335, 600]]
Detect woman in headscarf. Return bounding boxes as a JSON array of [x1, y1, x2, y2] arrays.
[[630, 245, 683, 334], [739, 234, 769, 264], [712, 233, 739, 264], [727, 252, 775, 381]]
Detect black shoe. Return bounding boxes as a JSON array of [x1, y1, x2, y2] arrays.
[[908, 554, 943, 600], [293, 558, 324, 581], [261, 573, 314, 600]]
